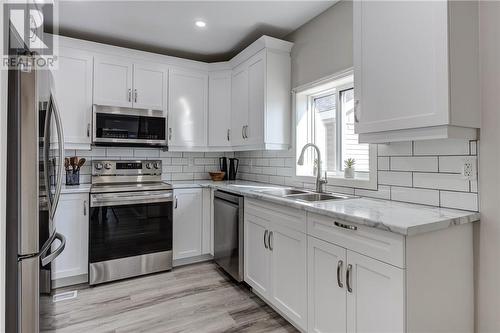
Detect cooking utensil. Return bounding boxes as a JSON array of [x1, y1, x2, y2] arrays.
[[64, 158, 70, 171], [69, 156, 78, 172], [76, 158, 86, 171]]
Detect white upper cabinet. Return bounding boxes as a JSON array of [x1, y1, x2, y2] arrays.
[[133, 63, 167, 110], [208, 70, 232, 147], [50, 47, 93, 150], [94, 55, 166, 110], [230, 45, 292, 151], [168, 68, 208, 149], [94, 55, 133, 108], [354, 1, 479, 143], [50, 47, 93, 149]]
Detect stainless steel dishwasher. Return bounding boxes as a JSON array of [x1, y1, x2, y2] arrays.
[[214, 190, 244, 282]]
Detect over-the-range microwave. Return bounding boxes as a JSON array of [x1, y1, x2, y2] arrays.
[[92, 105, 167, 147]]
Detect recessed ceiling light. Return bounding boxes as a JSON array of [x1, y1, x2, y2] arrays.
[[195, 20, 206, 28]]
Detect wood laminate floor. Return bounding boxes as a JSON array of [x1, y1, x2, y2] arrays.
[[41, 262, 298, 333]]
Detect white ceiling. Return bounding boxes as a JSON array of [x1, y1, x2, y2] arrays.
[[48, 1, 336, 62]]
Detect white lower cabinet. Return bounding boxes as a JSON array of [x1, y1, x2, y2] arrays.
[[51, 193, 89, 285], [308, 236, 404, 333], [244, 200, 308, 331], [245, 200, 473, 333], [346, 250, 405, 333], [173, 188, 203, 260], [308, 237, 347, 333]]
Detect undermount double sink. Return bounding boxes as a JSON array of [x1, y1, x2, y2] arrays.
[[254, 188, 357, 203]]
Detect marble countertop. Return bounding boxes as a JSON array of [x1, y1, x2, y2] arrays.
[[60, 180, 480, 236], [171, 180, 480, 236]]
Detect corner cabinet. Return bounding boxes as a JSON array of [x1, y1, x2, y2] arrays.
[[168, 68, 209, 150], [51, 193, 89, 288], [49, 47, 93, 150], [231, 47, 292, 151], [244, 199, 474, 333], [353, 1, 479, 143]]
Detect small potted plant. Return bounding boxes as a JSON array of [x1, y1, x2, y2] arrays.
[[344, 158, 355, 178]]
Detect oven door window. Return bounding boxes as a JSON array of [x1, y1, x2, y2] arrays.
[[89, 201, 172, 263]]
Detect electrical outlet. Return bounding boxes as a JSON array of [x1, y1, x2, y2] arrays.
[[462, 157, 477, 180]]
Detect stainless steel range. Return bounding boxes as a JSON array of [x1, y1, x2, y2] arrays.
[[89, 160, 173, 285]]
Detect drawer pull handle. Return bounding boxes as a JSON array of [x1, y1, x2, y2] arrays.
[[264, 230, 269, 249], [334, 221, 357, 231], [337, 260, 344, 288], [346, 264, 353, 293], [268, 231, 273, 251]]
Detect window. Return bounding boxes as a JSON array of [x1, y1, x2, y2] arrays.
[[295, 72, 375, 187]]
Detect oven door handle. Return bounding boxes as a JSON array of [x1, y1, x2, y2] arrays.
[[91, 191, 173, 207]]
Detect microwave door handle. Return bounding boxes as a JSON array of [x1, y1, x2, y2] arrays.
[[47, 93, 65, 222], [40, 232, 66, 267]]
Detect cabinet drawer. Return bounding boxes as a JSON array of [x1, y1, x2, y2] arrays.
[[246, 199, 306, 233], [307, 213, 405, 268]]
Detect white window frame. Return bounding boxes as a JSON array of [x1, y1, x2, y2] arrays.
[[292, 68, 378, 190]]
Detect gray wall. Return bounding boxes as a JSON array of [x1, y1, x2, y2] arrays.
[[285, 0, 353, 88], [478, 2, 500, 331]]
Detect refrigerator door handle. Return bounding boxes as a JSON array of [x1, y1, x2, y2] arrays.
[[40, 232, 66, 267], [38, 230, 57, 260], [43, 92, 65, 226]]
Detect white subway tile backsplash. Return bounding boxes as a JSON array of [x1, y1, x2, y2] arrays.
[[378, 171, 412, 186], [391, 186, 440, 206], [391, 156, 438, 172], [378, 157, 390, 170], [106, 148, 134, 157], [354, 185, 391, 200], [171, 158, 188, 165], [134, 149, 160, 158], [413, 173, 469, 191], [269, 158, 285, 167], [269, 175, 286, 185], [163, 165, 183, 173], [438, 156, 464, 173], [414, 139, 469, 156], [325, 185, 355, 195], [378, 142, 412, 156], [440, 191, 478, 211]]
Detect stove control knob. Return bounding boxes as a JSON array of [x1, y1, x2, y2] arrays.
[[104, 163, 112, 170], [95, 162, 103, 170], [153, 162, 160, 169], [145, 162, 153, 169]]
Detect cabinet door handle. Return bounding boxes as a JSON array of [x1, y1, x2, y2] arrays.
[[134, 89, 137, 103], [168, 128, 172, 141], [264, 230, 269, 249], [87, 123, 90, 137], [244, 125, 248, 139], [354, 100, 360, 123], [227, 129, 230, 141], [83, 200, 87, 216], [334, 221, 357, 231], [128, 89, 132, 102], [346, 264, 353, 293], [268, 231, 273, 251], [242, 126, 245, 139], [337, 260, 344, 288], [174, 196, 178, 209]]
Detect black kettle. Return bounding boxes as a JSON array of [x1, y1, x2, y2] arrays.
[[219, 157, 228, 180], [228, 158, 239, 180]]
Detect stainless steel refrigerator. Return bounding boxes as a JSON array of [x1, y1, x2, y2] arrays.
[[5, 53, 66, 332]]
